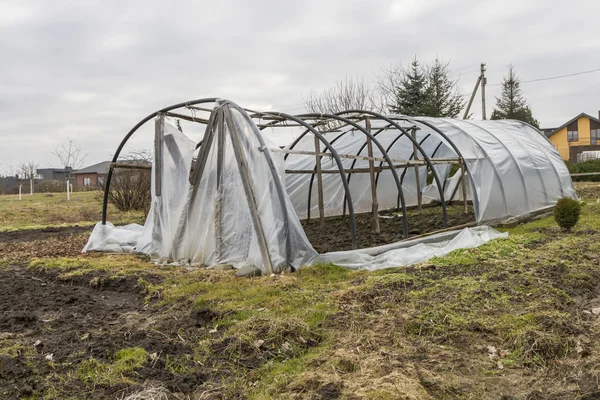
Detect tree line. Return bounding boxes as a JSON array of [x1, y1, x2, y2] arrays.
[[304, 58, 540, 128]]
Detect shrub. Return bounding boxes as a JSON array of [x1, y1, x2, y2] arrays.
[[553, 197, 581, 231], [567, 159, 600, 182], [100, 150, 152, 213]]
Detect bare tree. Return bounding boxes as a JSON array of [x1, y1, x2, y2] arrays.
[[18, 161, 39, 195], [102, 149, 153, 213], [53, 136, 87, 171], [118, 148, 153, 164], [303, 76, 382, 130]]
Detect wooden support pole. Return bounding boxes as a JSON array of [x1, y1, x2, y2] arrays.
[[273, 148, 460, 166], [110, 162, 152, 170], [460, 158, 468, 214], [286, 162, 462, 174], [314, 134, 325, 228], [164, 111, 211, 125], [224, 106, 274, 275], [365, 117, 380, 233], [154, 115, 164, 196], [170, 112, 218, 259], [215, 111, 226, 262], [412, 127, 422, 213]]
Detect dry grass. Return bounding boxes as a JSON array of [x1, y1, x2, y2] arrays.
[[2, 183, 600, 399], [0, 191, 144, 232]]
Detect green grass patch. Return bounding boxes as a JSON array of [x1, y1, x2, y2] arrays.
[[76, 347, 149, 386]]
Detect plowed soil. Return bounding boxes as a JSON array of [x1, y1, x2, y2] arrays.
[[0, 265, 213, 399], [302, 205, 476, 253]]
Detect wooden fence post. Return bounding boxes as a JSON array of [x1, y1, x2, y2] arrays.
[[314, 135, 325, 229], [224, 106, 274, 275], [366, 117, 380, 233], [412, 127, 422, 213]]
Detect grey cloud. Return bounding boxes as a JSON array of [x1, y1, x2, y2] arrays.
[[1, 0, 599, 172]]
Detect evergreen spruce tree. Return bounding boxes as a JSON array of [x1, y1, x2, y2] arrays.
[[385, 57, 464, 117], [388, 58, 428, 115], [491, 64, 539, 128], [423, 58, 465, 117]]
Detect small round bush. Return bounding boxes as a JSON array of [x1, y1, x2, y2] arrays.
[[553, 197, 581, 231]]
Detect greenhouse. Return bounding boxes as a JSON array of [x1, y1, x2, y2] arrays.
[[84, 98, 576, 273]]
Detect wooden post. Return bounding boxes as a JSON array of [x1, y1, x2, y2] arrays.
[[460, 158, 468, 213], [412, 127, 422, 213], [215, 111, 226, 262], [224, 107, 274, 275], [314, 134, 325, 229], [170, 112, 218, 259], [365, 117, 380, 233], [154, 115, 164, 197]]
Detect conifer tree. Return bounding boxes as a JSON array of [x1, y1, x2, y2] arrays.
[[491, 64, 539, 128], [380, 57, 464, 117], [387, 58, 428, 115], [423, 58, 465, 117]]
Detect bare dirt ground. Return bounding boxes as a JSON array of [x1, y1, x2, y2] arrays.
[[0, 266, 213, 399], [302, 204, 475, 253], [0, 226, 91, 260], [1, 185, 600, 399]]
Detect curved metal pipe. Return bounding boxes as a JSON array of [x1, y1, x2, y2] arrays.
[[296, 113, 410, 238], [101, 98, 219, 225], [415, 118, 493, 218], [337, 111, 448, 228], [459, 119, 531, 209], [245, 109, 358, 249], [340, 123, 395, 215]]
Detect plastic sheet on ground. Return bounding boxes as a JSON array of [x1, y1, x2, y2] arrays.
[[318, 226, 508, 270], [83, 222, 143, 254]]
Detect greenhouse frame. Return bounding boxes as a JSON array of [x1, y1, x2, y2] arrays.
[[87, 98, 576, 274]]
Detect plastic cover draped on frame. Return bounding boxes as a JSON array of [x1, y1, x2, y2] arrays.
[[284, 118, 576, 223], [85, 102, 318, 273]]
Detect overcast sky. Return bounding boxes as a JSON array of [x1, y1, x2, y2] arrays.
[[1, 0, 599, 173]]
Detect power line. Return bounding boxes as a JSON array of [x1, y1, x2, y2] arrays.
[[487, 67, 600, 86]]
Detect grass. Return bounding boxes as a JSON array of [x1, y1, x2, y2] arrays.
[[3, 183, 600, 398], [0, 191, 144, 232], [77, 347, 149, 386]]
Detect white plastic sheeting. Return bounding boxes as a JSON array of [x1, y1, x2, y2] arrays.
[[85, 102, 318, 273], [85, 104, 573, 272], [284, 118, 575, 223], [319, 226, 508, 270]]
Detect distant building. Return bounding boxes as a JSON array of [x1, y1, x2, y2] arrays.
[[544, 112, 600, 162], [0, 176, 18, 194], [36, 167, 73, 181], [72, 161, 111, 187]]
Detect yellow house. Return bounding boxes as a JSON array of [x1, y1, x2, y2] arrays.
[[544, 112, 600, 161]]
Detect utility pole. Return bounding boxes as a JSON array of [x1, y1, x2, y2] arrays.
[[463, 75, 481, 119], [480, 63, 487, 120], [463, 62, 488, 120]]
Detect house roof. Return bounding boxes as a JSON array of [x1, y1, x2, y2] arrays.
[[72, 161, 111, 175], [546, 113, 600, 138], [36, 167, 73, 173]]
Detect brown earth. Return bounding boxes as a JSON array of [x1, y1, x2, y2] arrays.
[[0, 265, 213, 399], [0, 226, 92, 260], [302, 205, 475, 253]]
